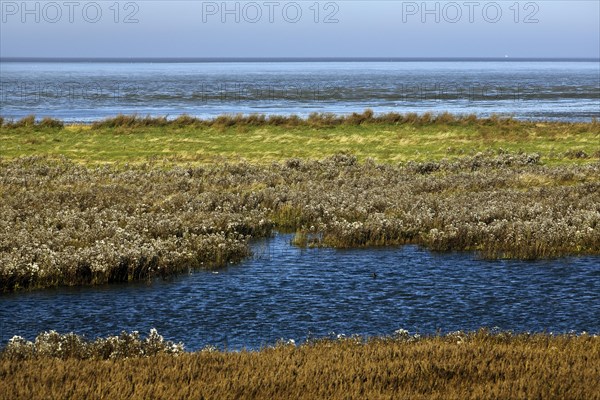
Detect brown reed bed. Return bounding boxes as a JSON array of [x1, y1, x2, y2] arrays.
[[1, 330, 598, 399], [1, 110, 596, 130], [1, 111, 485, 129], [1, 153, 599, 292]]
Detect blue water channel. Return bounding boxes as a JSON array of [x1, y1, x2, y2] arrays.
[[1, 234, 599, 350]]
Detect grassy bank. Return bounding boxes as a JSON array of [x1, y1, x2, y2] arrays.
[[1, 330, 598, 399], [1, 154, 599, 291], [1, 112, 598, 165]]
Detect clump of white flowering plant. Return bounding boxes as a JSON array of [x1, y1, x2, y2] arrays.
[[2, 153, 598, 291], [1, 329, 184, 360]]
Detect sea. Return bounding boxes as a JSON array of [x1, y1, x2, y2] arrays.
[[1, 58, 599, 122]]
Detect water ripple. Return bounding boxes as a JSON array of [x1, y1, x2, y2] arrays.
[[1, 234, 599, 350], [1, 61, 598, 122]]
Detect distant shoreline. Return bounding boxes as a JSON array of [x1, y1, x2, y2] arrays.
[[1, 57, 599, 63]]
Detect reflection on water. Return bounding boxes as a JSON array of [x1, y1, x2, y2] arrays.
[[1, 234, 599, 350]]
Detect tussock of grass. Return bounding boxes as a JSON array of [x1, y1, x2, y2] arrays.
[[1, 153, 599, 292], [1, 115, 64, 129], [1, 330, 598, 399]]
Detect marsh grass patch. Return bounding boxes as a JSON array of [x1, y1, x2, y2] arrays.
[[1, 329, 598, 399]]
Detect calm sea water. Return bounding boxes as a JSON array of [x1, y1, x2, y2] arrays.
[[1, 60, 599, 122], [1, 234, 599, 350]]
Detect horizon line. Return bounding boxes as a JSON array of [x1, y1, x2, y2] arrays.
[[1, 56, 599, 63]]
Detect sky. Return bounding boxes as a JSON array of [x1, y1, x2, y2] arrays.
[[0, 1, 599, 58]]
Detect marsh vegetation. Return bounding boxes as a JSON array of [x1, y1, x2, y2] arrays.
[[1, 112, 598, 164], [1, 151, 598, 291], [1, 329, 598, 399]]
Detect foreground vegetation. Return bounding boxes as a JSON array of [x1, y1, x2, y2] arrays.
[[1, 330, 598, 399], [1, 112, 598, 165], [1, 152, 599, 291]]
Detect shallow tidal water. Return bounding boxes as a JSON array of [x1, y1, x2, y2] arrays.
[[1, 60, 598, 122], [1, 234, 599, 351]]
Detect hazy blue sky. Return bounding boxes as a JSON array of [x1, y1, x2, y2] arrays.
[[1, 1, 598, 58]]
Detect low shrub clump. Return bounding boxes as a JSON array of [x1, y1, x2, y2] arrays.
[[1, 329, 598, 399], [1, 153, 599, 291]]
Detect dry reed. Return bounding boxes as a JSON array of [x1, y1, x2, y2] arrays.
[[1, 330, 598, 400]]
